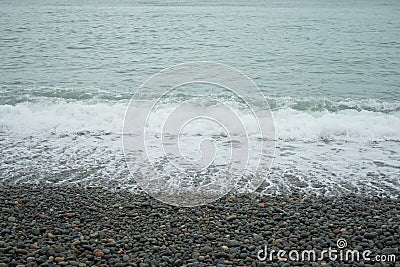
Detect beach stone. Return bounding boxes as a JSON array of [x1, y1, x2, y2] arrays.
[[226, 215, 237, 221], [150, 259, 159, 266], [239, 252, 247, 259], [1, 229, 11, 235], [17, 242, 25, 249], [27, 257, 36, 262], [8, 216, 16, 222], [174, 259, 183, 266], [122, 255, 129, 262], [332, 229, 341, 234], [364, 232, 378, 239], [247, 245, 255, 251], [206, 234, 216, 240], [15, 249, 28, 255], [95, 251, 104, 257], [215, 252, 228, 259], [254, 235, 263, 242], [381, 248, 396, 254], [0, 184, 399, 267], [300, 232, 310, 238], [31, 228, 40, 236], [202, 246, 213, 254], [227, 240, 240, 247], [55, 257, 64, 263]]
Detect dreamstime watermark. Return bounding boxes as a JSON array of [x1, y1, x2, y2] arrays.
[[123, 62, 275, 207], [257, 238, 397, 263]]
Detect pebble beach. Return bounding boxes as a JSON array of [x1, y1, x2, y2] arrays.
[[1, 185, 399, 267], [1, 0, 400, 266]]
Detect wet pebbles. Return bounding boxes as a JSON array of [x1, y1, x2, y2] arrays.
[[0, 185, 399, 266]]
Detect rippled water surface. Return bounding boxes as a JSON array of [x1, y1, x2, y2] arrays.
[[1, 0, 399, 197]]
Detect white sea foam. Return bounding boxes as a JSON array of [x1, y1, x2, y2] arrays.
[[0, 100, 126, 134], [0, 99, 399, 142], [0, 98, 399, 197], [274, 108, 400, 142]]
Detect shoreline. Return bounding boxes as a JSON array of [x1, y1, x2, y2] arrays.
[[1, 184, 399, 266]]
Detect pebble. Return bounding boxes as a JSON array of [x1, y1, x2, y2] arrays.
[[0, 184, 398, 267], [226, 215, 237, 221], [201, 246, 213, 254], [54, 257, 64, 263], [31, 228, 40, 236], [364, 232, 378, 239], [300, 232, 310, 238], [95, 251, 104, 257], [122, 255, 129, 262], [15, 249, 28, 255], [332, 229, 341, 234], [215, 252, 228, 259], [227, 239, 240, 247]]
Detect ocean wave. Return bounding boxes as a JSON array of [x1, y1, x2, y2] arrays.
[[268, 97, 400, 113], [0, 99, 399, 142], [274, 108, 400, 142], [1, 85, 399, 114]]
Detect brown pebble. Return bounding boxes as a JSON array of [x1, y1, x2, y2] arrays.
[[27, 257, 36, 262], [95, 251, 104, 257], [332, 229, 341, 234], [310, 229, 318, 234], [258, 203, 265, 208], [55, 257, 64, 262], [15, 249, 28, 255], [64, 213, 75, 217], [72, 240, 81, 246]]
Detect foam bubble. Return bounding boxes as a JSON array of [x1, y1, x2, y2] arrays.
[[0, 100, 126, 134], [1, 99, 398, 142], [274, 108, 400, 141]]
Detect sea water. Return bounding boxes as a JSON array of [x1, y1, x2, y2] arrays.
[[0, 0, 399, 197]]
